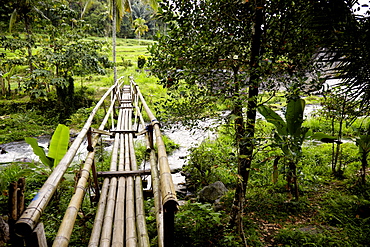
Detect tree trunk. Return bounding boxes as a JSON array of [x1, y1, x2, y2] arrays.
[[272, 157, 280, 184], [23, 12, 34, 73], [230, 0, 264, 233], [112, 0, 117, 84], [287, 162, 299, 201], [0, 77, 5, 96], [361, 152, 367, 184]]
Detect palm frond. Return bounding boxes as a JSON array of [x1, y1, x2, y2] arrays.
[[142, 0, 158, 12], [81, 0, 94, 19], [9, 9, 18, 33]]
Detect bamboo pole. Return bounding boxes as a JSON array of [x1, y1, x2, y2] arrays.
[[121, 87, 138, 247], [112, 176, 125, 247], [52, 135, 99, 247], [100, 106, 123, 247], [128, 86, 150, 246], [132, 81, 163, 245], [15, 81, 121, 237], [149, 139, 164, 247], [112, 112, 126, 246], [131, 77, 178, 246], [130, 78, 178, 207], [88, 178, 109, 247], [99, 177, 117, 247]]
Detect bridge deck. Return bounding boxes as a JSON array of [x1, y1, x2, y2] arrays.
[[15, 78, 178, 247], [88, 85, 149, 247]]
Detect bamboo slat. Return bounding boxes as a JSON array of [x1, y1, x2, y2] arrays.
[[112, 119, 126, 246], [128, 89, 150, 247], [121, 90, 138, 247], [100, 106, 123, 247], [100, 177, 117, 247], [112, 176, 125, 247], [150, 149, 164, 247], [88, 178, 109, 247]]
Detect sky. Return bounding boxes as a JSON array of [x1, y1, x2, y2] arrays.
[[352, 0, 370, 16]]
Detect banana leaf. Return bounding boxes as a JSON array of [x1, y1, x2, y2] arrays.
[[25, 137, 52, 168], [286, 98, 305, 137], [48, 124, 70, 167], [258, 105, 287, 136]]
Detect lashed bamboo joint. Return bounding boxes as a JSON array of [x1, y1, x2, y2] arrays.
[[15, 78, 178, 247]]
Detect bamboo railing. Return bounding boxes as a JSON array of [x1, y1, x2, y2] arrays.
[[15, 77, 178, 247], [130, 77, 178, 246]]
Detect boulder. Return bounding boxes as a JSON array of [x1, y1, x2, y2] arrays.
[[198, 181, 228, 203], [0, 216, 9, 246]]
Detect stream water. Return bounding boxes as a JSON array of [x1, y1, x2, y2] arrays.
[[0, 120, 217, 195]]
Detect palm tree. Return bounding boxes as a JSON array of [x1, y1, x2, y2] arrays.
[[9, 0, 36, 72], [108, 0, 157, 83], [133, 17, 148, 45], [108, 0, 131, 83]]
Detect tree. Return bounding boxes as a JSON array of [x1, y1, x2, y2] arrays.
[[133, 17, 148, 44], [317, 87, 361, 176], [356, 127, 370, 184], [108, 0, 157, 83], [8, 0, 40, 73], [149, 0, 337, 233], [109, 0, 131, 83]]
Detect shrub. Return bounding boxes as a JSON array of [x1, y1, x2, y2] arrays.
[[138, 55, 147, 69], [174, 202, 242, 247], [183, 138, 237, 192], [275, 227, 346, 246]]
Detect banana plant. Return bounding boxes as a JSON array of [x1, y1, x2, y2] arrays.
[[25, 124, 70, 170], [258, 96, 309, 200], [355, 132, 370, 184]]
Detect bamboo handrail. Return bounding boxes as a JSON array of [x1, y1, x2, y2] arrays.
[[130, 77, 178, 246], [52, 81, 120, 247], [130, 78, 178, 207], [15, 80, 122, 237]]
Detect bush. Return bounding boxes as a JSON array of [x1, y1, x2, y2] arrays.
[[174, 202, 242, 247], [183, 138, 237, 192], [138, 55, 147, 69], [275, 227, 346, 246]]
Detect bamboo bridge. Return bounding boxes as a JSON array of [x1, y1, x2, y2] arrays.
[[14, 77, 178, 247]]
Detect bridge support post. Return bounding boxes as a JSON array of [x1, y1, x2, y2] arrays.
[[163, 201, 178, 247], [24, 223, 47, 247]]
